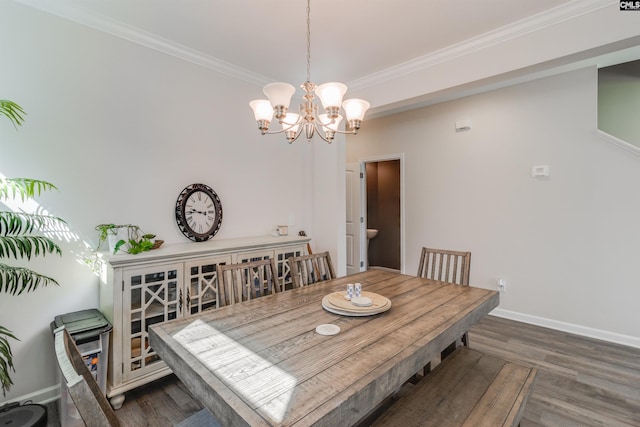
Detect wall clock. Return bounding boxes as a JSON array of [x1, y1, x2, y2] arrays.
[[175, 183, 223, 242]]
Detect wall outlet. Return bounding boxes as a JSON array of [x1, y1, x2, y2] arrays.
[[497, 278, 506, 292]]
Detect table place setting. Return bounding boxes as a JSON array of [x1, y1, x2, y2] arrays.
[[321, 283, 392, 316]]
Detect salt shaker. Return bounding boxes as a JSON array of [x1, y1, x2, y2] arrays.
[[347, 284, 354, 300], [355, 283, 362, 297]]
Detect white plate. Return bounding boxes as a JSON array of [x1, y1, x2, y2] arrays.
[[351, 296, 372, 307], [321, 295, 392, 317], [315, 324, 340, 335]]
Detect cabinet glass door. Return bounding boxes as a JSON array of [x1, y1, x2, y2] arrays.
[[276, 246, 306, 290], [184, 255, 232, 315], [237, 249, 273, 264], [123, 264, 182, 380]]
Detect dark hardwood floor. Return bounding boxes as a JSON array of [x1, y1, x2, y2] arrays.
[[45, 374, 205, 427], [470, 315, 640, 426], [47, 315, 640, 426]]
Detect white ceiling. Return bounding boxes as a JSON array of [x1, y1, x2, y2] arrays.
[[14, 0, 639, 115], [17, 0, 575, 84]]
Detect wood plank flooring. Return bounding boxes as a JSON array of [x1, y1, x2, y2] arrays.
[[470, 315, 640, 426], [47, 315, 640, 426]]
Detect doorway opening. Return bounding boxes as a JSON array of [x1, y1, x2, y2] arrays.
[[365, 159, 401, 271]]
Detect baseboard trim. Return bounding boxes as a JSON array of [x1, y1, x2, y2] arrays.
[[0, 384, 60, 407], [490, 308, 640, 349]]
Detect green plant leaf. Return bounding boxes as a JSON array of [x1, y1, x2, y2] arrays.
[[0, 235, 62, 260], [0, 101, 64, 396], [0, 325, 18, 397], [0, 100, 25, 130], [113, 239, 126, 254], [0, 212, 67, 236], [0, 178, 57, 202], [0, 263, 59, 295]]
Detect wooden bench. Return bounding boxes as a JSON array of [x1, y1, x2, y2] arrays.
[[54, 326, 120, 427], [372, 347, 537, 427]]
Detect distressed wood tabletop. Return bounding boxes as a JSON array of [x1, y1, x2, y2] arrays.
[[149, 270, 499, 427]]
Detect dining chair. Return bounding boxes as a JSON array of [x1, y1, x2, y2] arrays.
[[288, 251, 336, 288], [417, 246, 471, 353], [216, 258, 281, 306], [417, 247, 471, 286]]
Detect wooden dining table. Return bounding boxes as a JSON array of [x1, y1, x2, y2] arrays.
[[148, 269, 499, 427]]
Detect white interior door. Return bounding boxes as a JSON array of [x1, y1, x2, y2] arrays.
[[346, 163, 363, 275]]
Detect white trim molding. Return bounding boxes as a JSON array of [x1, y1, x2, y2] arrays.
[[0, 384, 60, 407], [491, 308, 640, 349], [595, 129, 640, 157], [12, 0, 271, 86], [12, 0, 616, 91], [349, 0, 616, 90]]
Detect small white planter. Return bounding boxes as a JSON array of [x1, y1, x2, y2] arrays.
[[107, 228, 129, 254]]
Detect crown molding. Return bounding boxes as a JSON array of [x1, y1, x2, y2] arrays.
[[348, 0, 616, 90], [12, 0, 272, 87], [13, 0, 615, 90]]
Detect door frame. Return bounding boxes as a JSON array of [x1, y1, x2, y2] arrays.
[[357, 153, 406, 274]]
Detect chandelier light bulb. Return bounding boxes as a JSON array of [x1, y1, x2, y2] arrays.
[[315, 82, 347, 111], [342, 98, 371, 122], [281, 113, 301, 143], [249, 99, 273, 121], [263, 82, 296, 119]]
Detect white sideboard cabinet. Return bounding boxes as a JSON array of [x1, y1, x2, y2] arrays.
[[99, 235, 309, 409]]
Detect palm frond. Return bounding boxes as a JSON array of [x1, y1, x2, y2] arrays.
[[0, 325, 18, 397], [0, 211, 67, 236], [0, 178, 57, 202], [0, 100, 25, 129], [0, 235, 62, 260], [0, 263, 59, 295]]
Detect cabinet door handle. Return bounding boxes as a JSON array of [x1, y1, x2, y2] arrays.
[[179, 289, 183, 313], [186, 289, 191, 310]]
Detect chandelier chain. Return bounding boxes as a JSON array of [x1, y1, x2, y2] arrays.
[[306, 0, 311, 83]]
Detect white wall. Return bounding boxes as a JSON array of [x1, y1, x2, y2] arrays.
[[347, 66, 640, 346], [0, 1, 314, 402]]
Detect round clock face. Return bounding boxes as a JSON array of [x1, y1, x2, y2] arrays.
[[175, 183, 223, 242]]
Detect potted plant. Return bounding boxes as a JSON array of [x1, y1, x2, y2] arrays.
[[95, 223, 161, 255], [0, 100, 66, 396]]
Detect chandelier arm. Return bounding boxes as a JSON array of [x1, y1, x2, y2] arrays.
[[329, 128, 358, 135], [260, 127, 294, 136], [312, 124, 336, 143], [287, 128, 305, 144]]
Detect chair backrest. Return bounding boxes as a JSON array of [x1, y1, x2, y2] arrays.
[[54, 327, 120, 427], [417, 247, 471, 285], [216, 258, 281, 306], [288, 251, 336, 288]]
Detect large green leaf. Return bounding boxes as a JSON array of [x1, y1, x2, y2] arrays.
[[0, 211, 66, 236], [0, 326, 17, 397], [0, 235, 62, 260], [0, 178, 57, 202], [0, 263, 59, 295], [0, 100, 25, 129]]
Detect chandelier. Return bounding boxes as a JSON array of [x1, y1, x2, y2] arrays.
[[249, 0, 370, 144]]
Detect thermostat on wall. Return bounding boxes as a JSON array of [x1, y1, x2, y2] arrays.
[[531, 165, 550, 177], [455, 120, 471, 132]]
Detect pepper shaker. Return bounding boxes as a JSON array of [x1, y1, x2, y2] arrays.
[[347, 284, 354, 300]]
